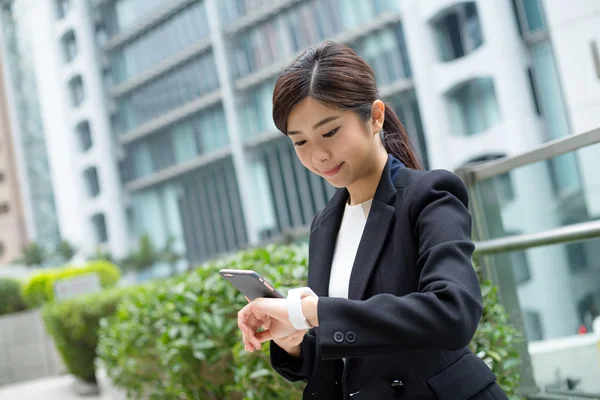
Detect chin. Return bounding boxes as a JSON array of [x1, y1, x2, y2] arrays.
[[322, 175, 348, 189]]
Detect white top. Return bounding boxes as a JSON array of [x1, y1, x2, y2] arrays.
[[328, 198, 373, 299]]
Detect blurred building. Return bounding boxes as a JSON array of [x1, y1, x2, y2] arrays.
[[0, 56, 28, 264], [0, 0, 62, 255], [0, 0, 599, 342]]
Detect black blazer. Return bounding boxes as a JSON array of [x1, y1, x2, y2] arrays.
[[270, 156, 509, 400]]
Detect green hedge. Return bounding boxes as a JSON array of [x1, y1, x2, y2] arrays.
[[22, 260, 120, 308], [42, 285, 139, 382], [97, 245, 522, 399], [97, 246, 307, 399], [0, 278, 28, 316]]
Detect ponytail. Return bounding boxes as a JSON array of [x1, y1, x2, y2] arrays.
[[381, 103, 423, 170]]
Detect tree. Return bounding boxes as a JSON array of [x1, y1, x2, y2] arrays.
[[56, 240, 77, 262], [160, 236, 185, 276], [89, 246, 114, 263], [19, 242, 46, 266], [121, 234, 159, 273]]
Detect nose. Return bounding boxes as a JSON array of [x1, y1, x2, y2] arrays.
[[311, 146, 329, 165]]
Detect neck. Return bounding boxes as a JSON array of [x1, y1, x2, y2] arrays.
[[346, 151, 389, 206]]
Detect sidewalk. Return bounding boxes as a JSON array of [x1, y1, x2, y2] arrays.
[[0, 375, 101, 400]]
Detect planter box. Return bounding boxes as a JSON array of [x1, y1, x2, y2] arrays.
[[0, 309, 66, 386]]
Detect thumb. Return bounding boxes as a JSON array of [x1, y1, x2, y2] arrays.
[[256, 330, 274, 343]]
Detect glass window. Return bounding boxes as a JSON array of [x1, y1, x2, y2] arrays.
[[230, 0, 400, 80], [130, 142, 153, 179], [92, 213, 108, 243], [109, 1, 209, 84], [113, 0, 165, 34], [527, 68, 542, 115], [531, 41, 570, 142], [351, 24, 411, 86], [68, 76, 85, 107], [84, 167, 101, 197], [522, 309, 543, 341], [511, 250, 531, 285], [513, 0, 546, 35], [433, 2, 483, 62], [55, 0, 70, 20], [76, 121, 93, 152], [117, 53, 218, 133], [95, 22, 108, 46], [447, 77, 501, 136], [61, 31, 77, 63]]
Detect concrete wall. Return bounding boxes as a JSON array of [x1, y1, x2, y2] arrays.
[[0, 309, 65, 386]]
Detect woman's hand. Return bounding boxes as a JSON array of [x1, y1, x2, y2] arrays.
[[238, 298, 303, 352]]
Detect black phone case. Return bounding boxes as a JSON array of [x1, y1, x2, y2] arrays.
[[219, 270, 284, 300]]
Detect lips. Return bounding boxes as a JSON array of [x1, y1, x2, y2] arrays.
[[322, 162, 343, 176]]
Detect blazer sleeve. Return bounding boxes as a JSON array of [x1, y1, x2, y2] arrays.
[[269, 328, 317, 382], [316, 170, 483, 360], [269, 210, 323, 382]]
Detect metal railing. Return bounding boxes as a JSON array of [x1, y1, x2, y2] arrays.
[[456, 126, 600, 255], [456, 126, 600, 399]]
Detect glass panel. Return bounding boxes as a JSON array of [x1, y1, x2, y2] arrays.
[[521, 0, 546, 33], [92, 213, 108, 243], [62, 31, 77, 63], [531, 41, 570, 142], [480, 238, 600, 396], [433, 2, 483, 62], [110, 1, 209, 84], [469, 142, 600, 242], [117, 53, 218, 133], [229, 0, 402, 80], [55, 0, 70, 20], [113, 0, 165, 34], [448, 78, 501, 136], [69, 76, 85, 107], [77, 121, 93, 152], [84, 167, 100, 197]]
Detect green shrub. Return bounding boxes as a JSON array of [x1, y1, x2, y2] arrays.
[[470, 280, 522, 399], [0, 278, 28, 316], [42, 285, 138, 382], [98, 245, 307, 400], [97, 245, 521, 399], [22, 260, 120, 308]]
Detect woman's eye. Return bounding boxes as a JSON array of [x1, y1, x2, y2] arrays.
[[294, 140, 307, 147], [323, 127, 340, 138]]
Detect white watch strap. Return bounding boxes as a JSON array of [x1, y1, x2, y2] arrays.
[[287, 287, 317, 330]]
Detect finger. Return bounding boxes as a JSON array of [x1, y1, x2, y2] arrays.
[[256, 329, 274, 344]]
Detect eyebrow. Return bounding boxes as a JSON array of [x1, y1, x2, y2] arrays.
[[288, 116, 340, 135]]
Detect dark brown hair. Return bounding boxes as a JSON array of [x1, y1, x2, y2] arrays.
[[272, 41, 422, 170]]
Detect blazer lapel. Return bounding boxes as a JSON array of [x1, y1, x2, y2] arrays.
[[347, 158, 398, 300], [308, 156, 401, 299], [308, 189, 348, 297]]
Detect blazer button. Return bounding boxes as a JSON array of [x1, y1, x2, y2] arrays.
[[346, 331, 356, 343], [390, 380, 404, 391], [334, 331, 344, 343]]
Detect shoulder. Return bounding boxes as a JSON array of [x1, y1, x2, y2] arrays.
[[395, 168, 470, 212]]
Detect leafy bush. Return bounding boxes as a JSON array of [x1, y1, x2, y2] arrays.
[[22, 260, 120, 308], [0, 278, 28, 316], [97, 245, 521, 399], [42, 285, 139, 382], [469, 280, 522, 399], [98, 245, 307, 400]]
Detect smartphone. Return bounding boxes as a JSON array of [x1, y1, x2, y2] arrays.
[[219, 269, 284, 301]]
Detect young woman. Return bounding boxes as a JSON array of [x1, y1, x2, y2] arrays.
[[237, 41, 508, 400]]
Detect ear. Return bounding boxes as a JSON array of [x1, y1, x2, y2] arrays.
[[370, 100, 385, 135]]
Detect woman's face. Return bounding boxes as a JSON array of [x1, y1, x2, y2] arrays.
[[286, 97, 382, 188]]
